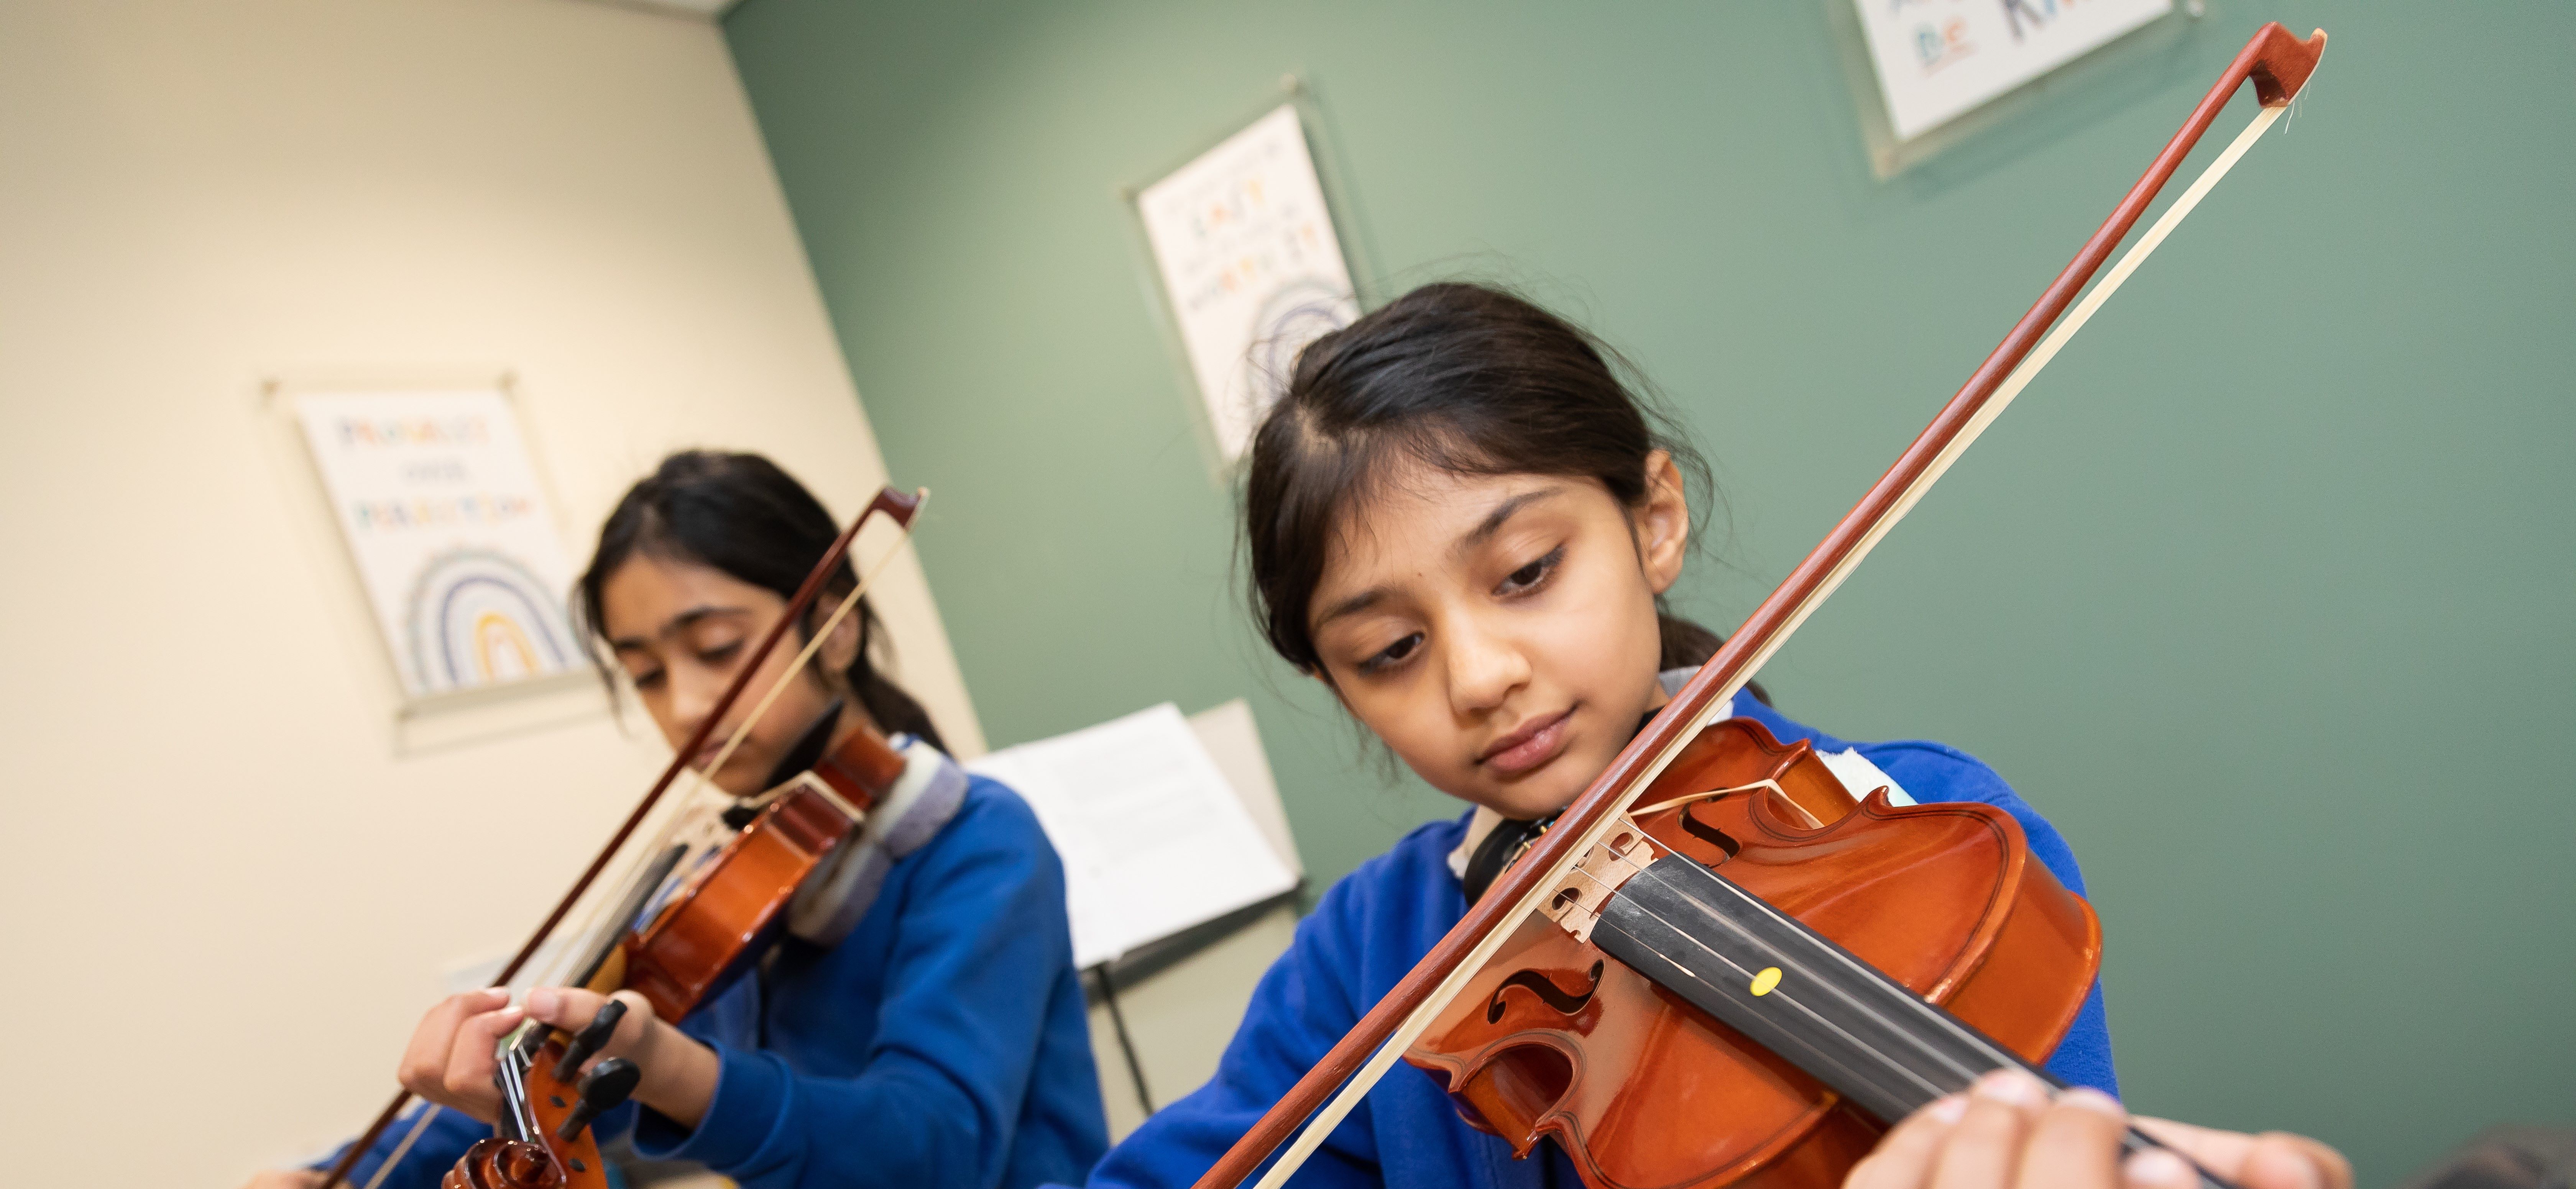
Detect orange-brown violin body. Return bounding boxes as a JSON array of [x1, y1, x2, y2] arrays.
[[479, 724, 906, 1189], [1406, 717, 2102, 1189], [615, 723, 902, 1019]]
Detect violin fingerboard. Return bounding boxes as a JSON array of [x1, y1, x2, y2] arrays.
[[1594, 856, 2237, 1189]]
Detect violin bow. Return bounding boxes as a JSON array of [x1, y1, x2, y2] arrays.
[[1196, 22, 2327, 1189], [321, 485, 927, 1189]]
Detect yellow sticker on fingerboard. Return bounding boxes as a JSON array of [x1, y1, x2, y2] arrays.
[[1750, 966, 1783, 996]]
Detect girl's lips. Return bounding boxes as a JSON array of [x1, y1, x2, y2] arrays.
[[692, 722, 750, 772], [1479, 708, 1573, 778]]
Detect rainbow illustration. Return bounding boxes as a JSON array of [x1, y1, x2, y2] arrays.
[[403, 547, 575, 692], [1243, 276, 1357, 418]]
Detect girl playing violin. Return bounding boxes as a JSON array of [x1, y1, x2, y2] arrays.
[[259, 451, 1107, 1189], [1074, 282, 2118, 1188]]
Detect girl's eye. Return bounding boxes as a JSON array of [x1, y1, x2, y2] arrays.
[[1499, 546, 1564, 595], [698, 641, 744, 667], [1358, 632, 1424, 676], [630, 667, 667, 691]]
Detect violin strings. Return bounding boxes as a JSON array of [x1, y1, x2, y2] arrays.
[[527, 813, 680, 992], [1615, 858, 1983, 1103], [1242, 102, 2292, 1189], [540, 758, 750, 993], [526, 792, 703, 992]]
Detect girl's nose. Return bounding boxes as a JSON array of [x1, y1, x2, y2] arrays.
[[1444, 616, 1531, 714], [667, 664, 721, 742]]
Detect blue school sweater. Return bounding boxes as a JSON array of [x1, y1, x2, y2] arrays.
[[1071, 697, 2116, 1189], [325, 776, 1108, 1189]]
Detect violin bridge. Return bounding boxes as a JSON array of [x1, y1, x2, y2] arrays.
[[1538, 817, 1657, 945]]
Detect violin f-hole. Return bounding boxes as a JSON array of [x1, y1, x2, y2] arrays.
[[1486, 960, 1605, 1023], [1681, 812, 1742, 862]]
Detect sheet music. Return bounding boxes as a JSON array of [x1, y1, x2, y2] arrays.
[[970, 703, 1299, 968]]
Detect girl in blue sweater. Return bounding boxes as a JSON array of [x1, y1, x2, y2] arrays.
[[1077, 283, 2116, 1189], [257, 452, 1106, 1189]]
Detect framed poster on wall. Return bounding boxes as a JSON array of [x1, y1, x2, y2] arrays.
[[1833, 0, 2196, 177], [1134, 100, 1360, 464], [289, 386, 583, 704]]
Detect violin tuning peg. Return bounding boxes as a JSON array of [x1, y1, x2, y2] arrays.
[[550, 998, 628, 1082], [555, 1057, 641, 1141]]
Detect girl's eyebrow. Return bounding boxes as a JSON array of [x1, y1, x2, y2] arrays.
[[1455, 487, 1562, 554], [610, 603, 752, 651], [1313, 588, 1386, 629], [1314, 487, 1567, 630]]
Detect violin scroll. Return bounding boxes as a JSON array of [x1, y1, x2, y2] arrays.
[[440, 1139, 565, 1189]]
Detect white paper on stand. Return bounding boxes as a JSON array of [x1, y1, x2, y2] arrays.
[[969, 703, 1300, 969]]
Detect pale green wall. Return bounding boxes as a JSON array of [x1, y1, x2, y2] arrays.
[[724, 2, 2573, 1180]]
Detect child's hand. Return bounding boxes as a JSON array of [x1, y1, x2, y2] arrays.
[[391, 986, 721, 1130], [2131, 1117, 2354, 1189], [393, 987, 521, 1122], [521, 986, 722, 1129], [1845, 1069, 2351, 1189]]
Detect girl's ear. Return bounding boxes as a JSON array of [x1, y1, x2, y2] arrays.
[[812, 599, 865, 685], [1637, 449, 1690, 595]]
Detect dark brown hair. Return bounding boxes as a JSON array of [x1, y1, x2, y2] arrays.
[[574, 450, 946, 751], [1242, 281, 1761, 701]]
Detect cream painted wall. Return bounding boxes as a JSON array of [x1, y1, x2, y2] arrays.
[[0, 0, 984, 1181]]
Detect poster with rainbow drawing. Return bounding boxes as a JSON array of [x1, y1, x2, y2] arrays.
[[294, 388, 580, 700], [1138, 104, 1359, 464]]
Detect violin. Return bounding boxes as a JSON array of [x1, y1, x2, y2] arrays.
[[1198, 22, 2328, 1189], [323, 486, 927, 1189], [1410, 717, 2098, 1188]]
